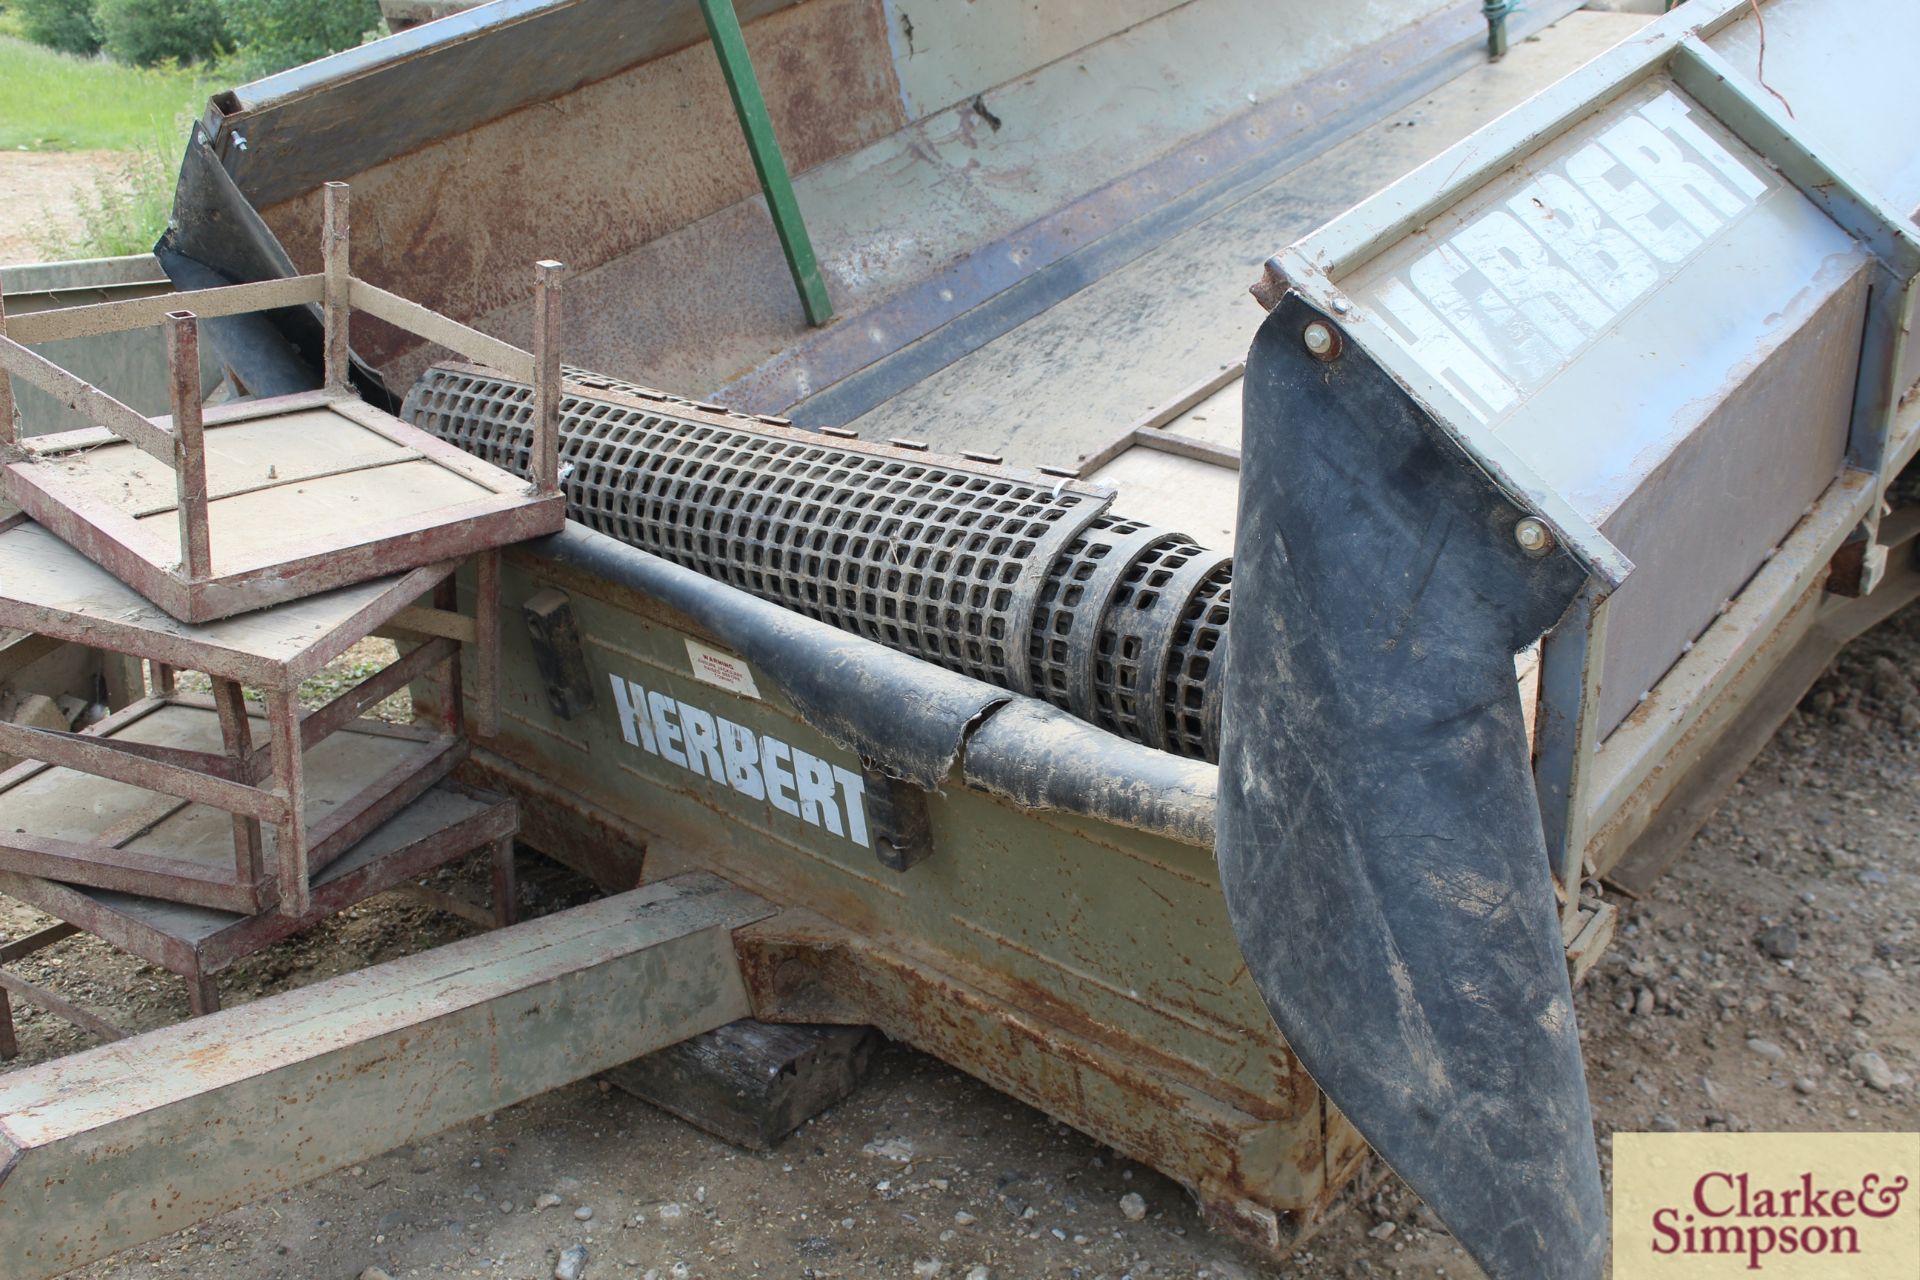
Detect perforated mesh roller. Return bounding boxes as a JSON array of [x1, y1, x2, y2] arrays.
[[403, 365, 1234, 760]]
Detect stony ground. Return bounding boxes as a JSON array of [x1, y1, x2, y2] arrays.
[[2, 146, 1915, 1280]]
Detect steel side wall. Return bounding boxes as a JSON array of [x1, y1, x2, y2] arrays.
[[457, 549, 1331, 1210]]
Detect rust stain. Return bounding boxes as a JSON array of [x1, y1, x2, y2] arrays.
[[259, 0, 903, 376]]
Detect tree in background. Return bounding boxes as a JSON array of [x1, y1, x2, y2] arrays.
[[95, 0, 230, 67], [11, 0, 385, 74], [219, 0, 382, 76], [15, 0, 102, 56]]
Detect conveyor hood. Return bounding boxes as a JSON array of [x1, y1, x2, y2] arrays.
[[1219, 1, 1920, 1276]]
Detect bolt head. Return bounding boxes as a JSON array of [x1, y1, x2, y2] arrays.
[[1303, 322, 1336, 357], [1514, 517, 1554, 556]]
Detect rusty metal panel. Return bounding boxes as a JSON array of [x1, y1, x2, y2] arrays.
[[736, 915, 1341, 1254], [215, 0, 821, 208], [0, 874, 773, 1280], [243, 0, 905, 375]]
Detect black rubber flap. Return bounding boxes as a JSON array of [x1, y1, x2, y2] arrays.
[[1216, 293, 1605, 1279]]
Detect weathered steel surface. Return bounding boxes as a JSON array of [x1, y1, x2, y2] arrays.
[[1597, 489, 1920, 887], [448, 542, 1337, 1242], [1586, 469, 1878, 844], [4, 195, 562, 625], [1337, 75, 1868, 733], [0, 873, 773, 1280], [822, 5, 1625, 465], [735, 913, 1346, 1254], [216, 0, 836, 209], [0, 784, 516, 1045], [0, 698, 465, 916], [245, 0, 903, 377], [0, 520, 455, 689]]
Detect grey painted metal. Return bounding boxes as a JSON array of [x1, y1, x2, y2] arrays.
[[1668, 34, 1920, 479], [1535, 583, 1610, 928], [0, 257, 221, 437], [1261, 0, 1920, 886], [0, 873, 774, 1280]]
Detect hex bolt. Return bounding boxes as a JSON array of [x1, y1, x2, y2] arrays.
[[1514, 517, 1554, 556], [1302, 321, 1340, 360]]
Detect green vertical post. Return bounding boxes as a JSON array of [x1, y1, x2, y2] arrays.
[[697, 0, 834, 326]]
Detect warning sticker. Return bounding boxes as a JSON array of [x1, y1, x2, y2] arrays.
[[685, 639, 761, 699]]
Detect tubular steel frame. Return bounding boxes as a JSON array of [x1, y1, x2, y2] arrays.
[[0, 183, 566, 624], [0, 784, 519, 1059], [0, 523, 505, 919]]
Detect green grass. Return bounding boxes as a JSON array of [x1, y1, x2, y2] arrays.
[[31, 130, 177, 259], [0, 34, 211, 151]]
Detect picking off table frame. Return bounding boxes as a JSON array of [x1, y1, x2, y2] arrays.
[[0, 182, 565, 624]]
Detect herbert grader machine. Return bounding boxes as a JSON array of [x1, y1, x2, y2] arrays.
[[2, 2, 1918, 1277]]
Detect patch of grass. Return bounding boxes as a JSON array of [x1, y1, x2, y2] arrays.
[[32, 124, 177, 258], [0, 33, 210, 151]]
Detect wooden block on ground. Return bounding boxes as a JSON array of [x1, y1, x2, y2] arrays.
[[606, 1019, 880, 1150]]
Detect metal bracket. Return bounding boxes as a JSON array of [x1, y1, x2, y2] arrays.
[[862, 762, 934, 872], [522, 587, 597, 720]]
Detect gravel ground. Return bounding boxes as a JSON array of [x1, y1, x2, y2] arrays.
[[1, 594, 1913, 1280]]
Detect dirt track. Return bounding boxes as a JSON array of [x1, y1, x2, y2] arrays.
[[0, 149, 119, 265]]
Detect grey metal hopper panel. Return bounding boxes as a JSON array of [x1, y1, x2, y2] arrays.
[[1340, 76, 1870, 732]]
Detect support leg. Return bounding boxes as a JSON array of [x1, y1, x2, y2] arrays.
[[473, 550, 501, 739], [432, 577, 465, 736], [0, 288, 15, 448], [266, 689, 310, 917], [166, 311, 211, 583], [490, 836, 518, 928], [322, 182, 351, 391], [0, 984, 18, 1061], [187, 974, 221, 1017], [212, 678, 267, 905]]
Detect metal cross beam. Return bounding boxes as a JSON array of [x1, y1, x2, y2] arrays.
[[697, 0, 835, 327]]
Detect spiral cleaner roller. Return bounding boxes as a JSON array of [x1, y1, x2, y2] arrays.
[[403, 365, 1235, 760]]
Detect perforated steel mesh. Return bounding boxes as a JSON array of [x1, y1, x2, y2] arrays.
[[405, 365, 1238, 761], [405, 366, 1110, 689]]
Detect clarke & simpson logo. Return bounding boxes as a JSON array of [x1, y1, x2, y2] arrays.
[[1615, 1133, 1919, 1278]]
